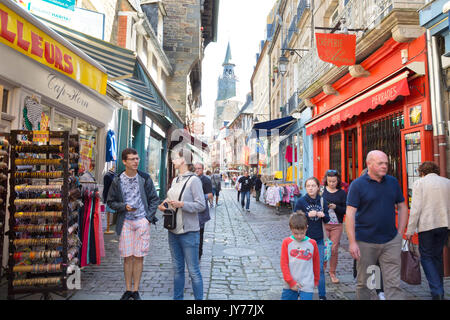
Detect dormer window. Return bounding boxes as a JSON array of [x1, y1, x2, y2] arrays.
[[141, 0, 167, 45]]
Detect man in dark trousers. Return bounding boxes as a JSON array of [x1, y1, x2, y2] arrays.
[[194, 162, 213, 260], [254, 174, 263, 202], [238, 171, 253, 213], [346, 150, 408, 300]]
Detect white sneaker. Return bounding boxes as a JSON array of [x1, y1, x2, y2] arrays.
[[246, 209, 250, 213], [378, 292, 385, 300]]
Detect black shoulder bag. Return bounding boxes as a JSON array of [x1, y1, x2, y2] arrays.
[[163, 175, 192, 230]]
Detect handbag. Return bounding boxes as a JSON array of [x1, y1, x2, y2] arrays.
[[163, 176, 192, 230], [320, 197, 333, 262], [400, 240, 421, 285]]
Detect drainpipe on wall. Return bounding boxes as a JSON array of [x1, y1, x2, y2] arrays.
[[431, 35, 448, 177], [428, 30, 450, 278]]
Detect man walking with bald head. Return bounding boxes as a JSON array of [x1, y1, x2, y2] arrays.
[[346, 150, 408, 300]]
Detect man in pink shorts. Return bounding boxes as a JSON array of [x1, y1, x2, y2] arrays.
[[107, 148, 159, 300]]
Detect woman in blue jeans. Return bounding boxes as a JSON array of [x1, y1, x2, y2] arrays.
[[293, 177, 330, 300], [158, 149, 206, 300]]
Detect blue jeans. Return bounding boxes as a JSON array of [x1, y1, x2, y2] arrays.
[[418, 227, 447, 297], [316, 239, 326, 298], [168, 231, 203, 300], [241, 190, 251, 210], [281, 289, 313, 300]]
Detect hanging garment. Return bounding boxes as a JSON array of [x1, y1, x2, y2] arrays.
[[286, 166, 298, 182], [106, 129, 117, 162], [93, 193, 101, 265], [285, 146, 298, 163], [98, 211, 105, 258], [81, 192, 93, 267]]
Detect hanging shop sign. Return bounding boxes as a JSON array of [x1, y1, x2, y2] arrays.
[[315, 32, 356, 67], [0, 2, 107, 94]]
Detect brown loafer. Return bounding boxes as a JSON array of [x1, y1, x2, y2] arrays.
[[330, 273, 340, 284]]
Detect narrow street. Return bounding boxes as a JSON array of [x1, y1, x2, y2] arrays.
[[50, 189, 449, 300]]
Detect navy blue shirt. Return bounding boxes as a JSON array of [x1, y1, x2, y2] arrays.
[[347, 173, 405, 244], [294, 194, 330, 241]]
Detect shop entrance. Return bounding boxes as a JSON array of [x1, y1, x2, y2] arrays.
[[344, 128, 358, 183], [362, 111, 404, 187]]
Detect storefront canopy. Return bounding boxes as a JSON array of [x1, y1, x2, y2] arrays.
[[252, 116, 295, 137], [169, 129, 209, 152], [44, 17, 184, 129], [305, 71, 411, 135]]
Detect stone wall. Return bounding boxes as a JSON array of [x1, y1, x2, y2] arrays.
[[163, 0, 202, 120]]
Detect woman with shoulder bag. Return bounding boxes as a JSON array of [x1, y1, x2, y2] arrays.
[[158, 149, 206, 300]]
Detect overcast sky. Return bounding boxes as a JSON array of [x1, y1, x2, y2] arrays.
[[200, 0, 276, 136]]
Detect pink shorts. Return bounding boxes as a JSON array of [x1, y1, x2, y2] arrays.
[[119, 218, 150, 258]]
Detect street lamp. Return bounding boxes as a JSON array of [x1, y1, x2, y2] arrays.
[[278, 55, 289, 76]]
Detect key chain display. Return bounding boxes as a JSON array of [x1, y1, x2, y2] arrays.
[[0, 133, 9, 279], [7, 130, 81, 300]]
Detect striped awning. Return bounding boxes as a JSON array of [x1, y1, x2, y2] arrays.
[[40, 17, 136, 80], [41, 17, 184, 129], [109, 78, 161, 112]]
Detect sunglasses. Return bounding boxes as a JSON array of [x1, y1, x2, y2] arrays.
[[326, 169, 338, 175]]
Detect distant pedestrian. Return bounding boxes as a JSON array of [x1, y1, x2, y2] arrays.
[[346, 150, 408, 300], [107, 148, 159, 300], [280, 212, 320, 300], [321, 169, 347, 284], [238, 171, 253, 212], [194, 163, 213, 260], [205, 170, 213, 207], [293, 177, 330, 300], [235, 173, 243, 202], [406, 161, 450, 300], [254, 175, 263, 202], [158, 149, 205, 300], [211, 169, 222, 207]]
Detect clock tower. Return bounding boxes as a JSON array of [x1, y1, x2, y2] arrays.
[[217, 42, 237, 100]]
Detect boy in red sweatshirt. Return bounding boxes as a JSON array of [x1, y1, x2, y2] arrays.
[[280, 212, 320, 300]]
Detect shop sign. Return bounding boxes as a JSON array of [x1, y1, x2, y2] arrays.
[[315, 33, 356, 67], [27, 0, 105, 40], [47, 73, 89, 109], [0, 2, 107, 94], [409, 105, 422, 125], [42, 0, 75, 10]]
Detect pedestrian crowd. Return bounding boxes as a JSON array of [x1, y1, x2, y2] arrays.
[[281, 150, 449, 301], [104, 147, 449, 301]]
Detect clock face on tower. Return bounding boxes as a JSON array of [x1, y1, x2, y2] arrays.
[[224, 68, 234, 78]]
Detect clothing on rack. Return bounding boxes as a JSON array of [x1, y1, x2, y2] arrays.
[[79, 188, 103, 267]]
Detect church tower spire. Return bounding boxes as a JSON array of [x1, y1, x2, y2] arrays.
[[217, 41, 236, 100]]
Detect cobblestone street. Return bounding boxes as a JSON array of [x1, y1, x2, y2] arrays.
[[1, 188, 449, 300]]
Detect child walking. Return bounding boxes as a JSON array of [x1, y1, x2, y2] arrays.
[[293, 177, 330, 300], [280, 213, 320, 300]]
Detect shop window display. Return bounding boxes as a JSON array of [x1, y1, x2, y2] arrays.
[[145, 122, 162, 188], [77, 120, 97, 175]]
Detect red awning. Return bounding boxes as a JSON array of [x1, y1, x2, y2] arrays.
[[306, 71, 410, 135]]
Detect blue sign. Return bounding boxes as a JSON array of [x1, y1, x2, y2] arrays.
[[42, 0, 75, 10]]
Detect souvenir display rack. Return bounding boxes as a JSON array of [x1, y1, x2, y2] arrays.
[[7, 130, 80, 299], [0, 133, 9, 279]]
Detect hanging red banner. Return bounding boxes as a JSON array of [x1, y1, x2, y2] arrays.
[[315, 33, 356, 67]]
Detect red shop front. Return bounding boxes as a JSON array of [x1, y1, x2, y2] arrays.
[[305, 34, 433, 245]]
